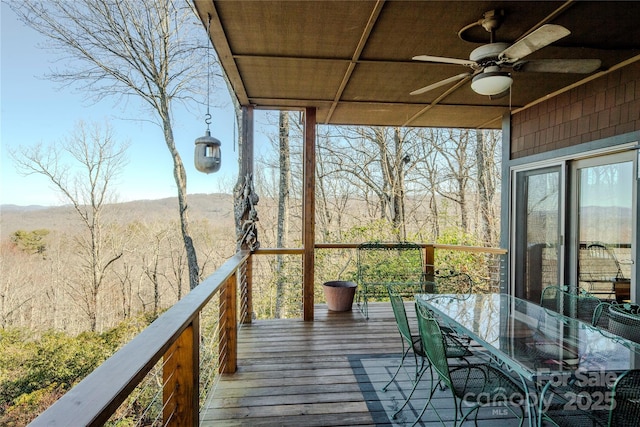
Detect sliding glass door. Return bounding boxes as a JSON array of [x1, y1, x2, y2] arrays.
[[512, 150, 636, 304], [513, 166, 564, 302]]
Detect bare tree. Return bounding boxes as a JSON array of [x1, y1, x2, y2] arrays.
[[435, 129, 475, 232], [315, 128, 352, 241], [411, 128, 445, 240], [8, 0, 208, 290], [322, 126, 422, 240], [274, 112, 291, 318], [165, 222, 186, 301], [475, 130, 501, 245], [0, 242, 37, 329], [11, 121, 128, 331]]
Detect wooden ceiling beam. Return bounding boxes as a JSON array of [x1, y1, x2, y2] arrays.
[[198, 0, 250, 105], [325, 0, 386, 124]]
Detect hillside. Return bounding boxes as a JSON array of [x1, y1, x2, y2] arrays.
[[0, 193, 235, 236]]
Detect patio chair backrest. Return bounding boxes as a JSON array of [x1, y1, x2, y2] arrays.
[[592, 301, 613, 329], [540, 285, 564, 311], [387, 285, 414, 345], [357, 242, 424, 285], [427, 270, 474, 295], [579, 243, 624, 282], [543, 368, 640, 426], [606, 304, 640, 343], [356, 242, 426, 319], [415, 302, 452, 388], [610, 369, 640, 426], [593, 302, 640, 343], [540, 285, 601, 323]]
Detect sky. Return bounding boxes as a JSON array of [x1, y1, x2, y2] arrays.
[[0, 3, 273, 207]]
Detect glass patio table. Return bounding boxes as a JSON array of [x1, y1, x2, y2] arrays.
[[415, 293, 640, 426]]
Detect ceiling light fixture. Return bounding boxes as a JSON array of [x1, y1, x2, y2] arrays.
[[470, 66, 512, 96]]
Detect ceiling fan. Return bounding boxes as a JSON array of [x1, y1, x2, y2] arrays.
[[411, 10, 602, 98]]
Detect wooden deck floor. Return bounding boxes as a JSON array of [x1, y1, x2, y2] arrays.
[[200, 302, 525, 426]]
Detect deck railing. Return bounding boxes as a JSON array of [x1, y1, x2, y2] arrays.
[[29, 250, 251, 427], [28, 244, 505, 426]]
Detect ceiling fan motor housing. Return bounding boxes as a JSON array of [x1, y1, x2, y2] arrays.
[[469, 43, 510, 65], [469, 43, 512, 96]]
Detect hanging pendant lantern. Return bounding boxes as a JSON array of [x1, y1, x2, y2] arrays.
[[194, 128, 221, 173], [195, 14, 221, 174]]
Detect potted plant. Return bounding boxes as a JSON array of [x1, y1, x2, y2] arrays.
[[322, 281, 357, 311]]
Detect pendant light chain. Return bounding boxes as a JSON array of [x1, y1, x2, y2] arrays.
[[194, 13, 222, 174], [205, 14, 212, 131]]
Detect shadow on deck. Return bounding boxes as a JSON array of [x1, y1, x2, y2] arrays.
[[201, 302, 523, 426]]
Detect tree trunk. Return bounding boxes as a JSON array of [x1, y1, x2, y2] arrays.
[[393, 128, 406, 240], [275, 112, 290, 319], [159, 98, 199, 290], [458, 175, 468, 232], [475, 130, 491, 244]]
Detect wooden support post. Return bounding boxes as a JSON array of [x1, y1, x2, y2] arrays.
[[424, 244, 435, 281], [163, 317, 199, 427], [240, 106, 254, 184], [219, 272, 238, 373], [237, 106, 254, 321], [302, 107, 316, 321]]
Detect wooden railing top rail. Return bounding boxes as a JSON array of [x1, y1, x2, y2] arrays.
[[30, 250, 250, 427], [430, 244, 507, 255], [255, 243, 507, 255]]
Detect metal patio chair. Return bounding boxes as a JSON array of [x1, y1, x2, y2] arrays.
[[355, 242, 427, 319], [383, 285, 471, 394], [423, 269, 475, 295], [579, 242, 625, 300], [540, 285, 601, 323], [397, 302, 525, 427], [382, 285, 426, 392], [541, 369, 640, 427], [592, 302, 640, 344]]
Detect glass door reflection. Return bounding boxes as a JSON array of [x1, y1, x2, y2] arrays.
[[575, 154, 634, 302]]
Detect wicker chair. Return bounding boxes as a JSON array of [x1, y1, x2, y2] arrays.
[[397, 302, 525, 427], [541, 369, 640, 426]]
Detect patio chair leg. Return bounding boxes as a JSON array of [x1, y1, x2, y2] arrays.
[[392, 364, 430, 419], [382, 346, 411, 392], [410, 373, 442, 427], [356, 295, 368, 319]]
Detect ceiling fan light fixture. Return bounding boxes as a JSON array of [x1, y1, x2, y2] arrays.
[[471, 69, 512, 96]]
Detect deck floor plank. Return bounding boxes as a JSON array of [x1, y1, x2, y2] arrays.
[[201, 302, 524, 426]]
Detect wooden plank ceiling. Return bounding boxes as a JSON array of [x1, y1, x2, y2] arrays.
[[194, 1, 640, 129]]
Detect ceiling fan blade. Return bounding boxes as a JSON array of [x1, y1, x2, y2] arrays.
[[410, 73, 471, 96], [412, 55, 477, 67], [514, 59, 602, 74], [500, 24, 571, 61]]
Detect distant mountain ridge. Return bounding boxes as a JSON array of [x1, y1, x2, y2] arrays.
[[1, 204, 52, 212], [0, 193, 234, 236]]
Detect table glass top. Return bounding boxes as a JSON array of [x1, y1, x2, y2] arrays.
[[416, 293, 640, 380]]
